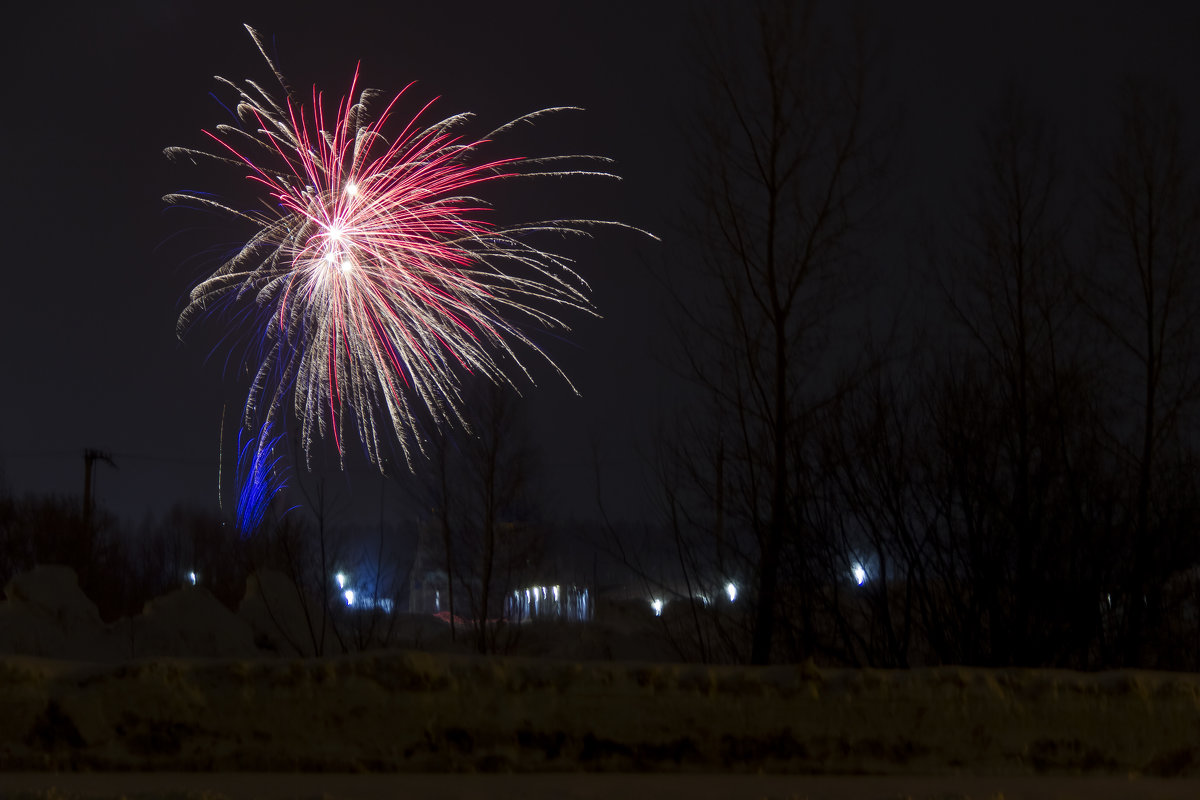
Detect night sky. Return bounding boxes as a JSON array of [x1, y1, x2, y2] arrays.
[[4, 0, 1199, 528]]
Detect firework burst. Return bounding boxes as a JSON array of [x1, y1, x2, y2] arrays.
[[167, 26, 647, 470]]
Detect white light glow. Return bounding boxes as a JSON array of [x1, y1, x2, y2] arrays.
[[852, 563, 867, 586], [345, 182, 358, 196], [350, 595, 394, 613], [507, 583, 592, 622], [344, 589, 355, 606], [725, 582, 737, 602], [336, 572, 346, 589], [651, 598, 664, 617], [188, 571, 197, 586]]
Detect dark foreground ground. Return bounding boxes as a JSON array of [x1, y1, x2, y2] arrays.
[[4, 651, 1200, 776], [4, 773, 1200, 800]]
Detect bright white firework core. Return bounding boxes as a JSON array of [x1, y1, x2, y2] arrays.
[[166, 29, 655, 474]]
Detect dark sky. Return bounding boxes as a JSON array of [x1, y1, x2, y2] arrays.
[[4, 1, 1199, 527]]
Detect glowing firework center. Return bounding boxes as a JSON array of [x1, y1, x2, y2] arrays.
[[167, 26, 650, 532]]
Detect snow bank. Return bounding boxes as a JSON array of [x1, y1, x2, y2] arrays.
[[5, 772, 1200, 800], [131, 587, 259, 659], [1, 566, 1198, 777], [0, 566, 112, 661], [0, 567, 262, 662], [0, 566, 674, 663], [1, 650, 1199, 775]]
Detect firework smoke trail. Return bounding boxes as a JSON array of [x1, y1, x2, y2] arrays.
[[167, 25, 651, 473], [235, 422, 291, 535]]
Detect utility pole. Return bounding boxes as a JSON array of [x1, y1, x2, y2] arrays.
[[82, 448, 116, 536]]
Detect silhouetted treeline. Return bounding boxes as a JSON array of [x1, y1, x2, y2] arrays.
[[655, 0, 1200, 669], [0, 491, 410, 655], [0, 494, 246, 620]]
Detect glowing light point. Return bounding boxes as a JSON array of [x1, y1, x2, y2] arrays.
[[725, 582, 737, 603], [344, 589, 355, 606], [852, 563, 867, 586], [651, 598, 664, 617], [345, 182, 358, 196], [188, 571, 197, 586], [336, 572, 346, 589]]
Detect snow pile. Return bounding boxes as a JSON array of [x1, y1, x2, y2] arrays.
[[131, 587, 259, 659], [2, 566, 1199, 777], [1, 650, 1200, 775], [0, 566, 675, 663], [0, 567, 262, 662], [0, 566, 112, 660]]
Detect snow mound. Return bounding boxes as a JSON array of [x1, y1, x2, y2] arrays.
[[4, 565, 102, 630], [1, 651, 1199, 776], [131, 587, 259, 659], [0, 566, 107, 660], [0, 567, 259, 662], [2, 566, 1199, 779]]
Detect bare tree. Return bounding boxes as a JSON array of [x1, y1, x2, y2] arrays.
[[263, 467, 348, 656], [926, 88, 1106, 666], [1090, 81, 1200, 665], [418, 379, 542, 654], [807, 359, 930, 667], [670, 0, 889, 664]]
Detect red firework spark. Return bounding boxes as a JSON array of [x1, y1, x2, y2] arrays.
[[167, 26, 645, 469]]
